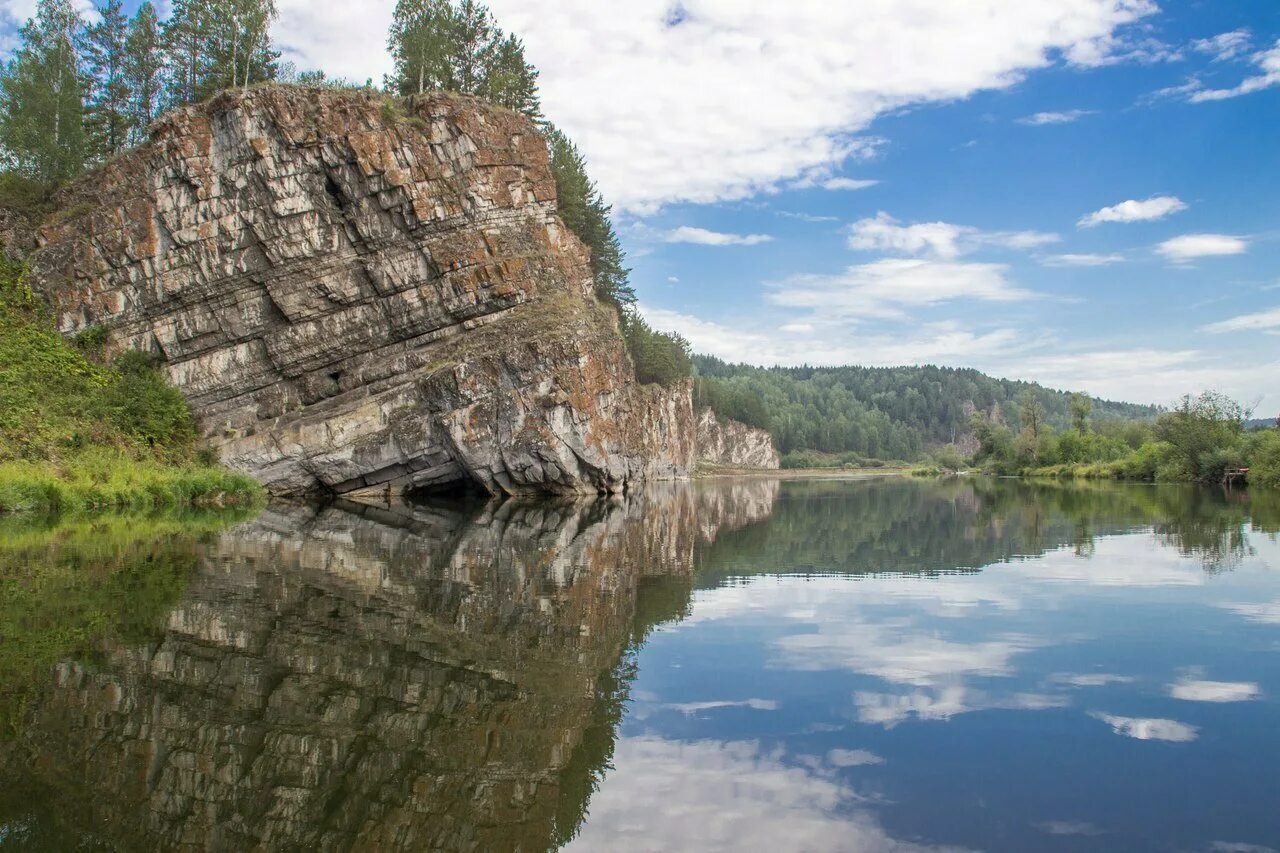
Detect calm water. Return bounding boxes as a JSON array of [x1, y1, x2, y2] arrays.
[[1, 478, 1278, 852]]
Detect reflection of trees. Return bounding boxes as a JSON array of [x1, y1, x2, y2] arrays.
[[695, 477, 1270, 583]]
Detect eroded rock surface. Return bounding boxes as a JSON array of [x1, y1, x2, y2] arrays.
[[696, 407, 780, 469], [28, 86, 768, 496]]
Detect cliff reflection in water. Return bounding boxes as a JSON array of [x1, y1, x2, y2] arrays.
[[0, 479, 778, 852], [1, 476, 1274, 851]]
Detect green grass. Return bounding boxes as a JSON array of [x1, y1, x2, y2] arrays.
[[0, 451, 262, 515], [0, 253, 263, 514]]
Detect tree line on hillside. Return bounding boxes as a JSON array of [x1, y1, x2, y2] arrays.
[[692, 356, 1159, 463], [0, 0, 692, 387]]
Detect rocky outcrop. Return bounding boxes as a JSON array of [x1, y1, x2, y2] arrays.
[[695, 407, 780, 469], [2, 481, 779, 851], [26, 86, 747, 497]]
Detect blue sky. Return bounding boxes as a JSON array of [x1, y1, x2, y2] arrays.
[[2, 0, 1277, 407]]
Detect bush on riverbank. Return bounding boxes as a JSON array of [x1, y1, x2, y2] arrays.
[[974, 390, 1278, 488], [781, 449, 909, 470], [0, 255, 262, 514]]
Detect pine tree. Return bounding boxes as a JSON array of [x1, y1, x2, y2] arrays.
[[0, 0, 87, 186], [481, 33, 541, 118], [123, 3, 164, 143], [163, 0, 212, 105], [449, 0, 496, 94], [544, 125, 633, 308], [82, 0, 132, 158], [386, 0, 541, 119], [202, 0, 280, 96]]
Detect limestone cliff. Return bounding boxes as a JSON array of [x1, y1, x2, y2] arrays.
[[27, 86, 774, 497], [696, 407, 781, 469]]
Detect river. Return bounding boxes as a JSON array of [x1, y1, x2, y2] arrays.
[[1, 477, 1277, 852]]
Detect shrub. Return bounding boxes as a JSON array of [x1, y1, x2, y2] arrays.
[[1115, 441, 1174, 481], [101, 350, 196, 450], [1245, 430, 1280, 489]]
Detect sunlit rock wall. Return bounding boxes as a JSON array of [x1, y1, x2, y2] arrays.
[[29, 86, 705, 497]]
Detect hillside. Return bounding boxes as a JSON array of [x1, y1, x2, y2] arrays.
[[693, 356, 1160, 462]]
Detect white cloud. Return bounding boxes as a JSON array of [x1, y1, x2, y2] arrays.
[[1156, 233, 1248, 262], [1088, 712, 1198, 742], [777, 211, 840, 223], [1168, 678, 1260, 703], [1008, 346, 1280, 405], [1041, 253, 1126, 267], [274, 1, 396, 83], [827, 748, 885, 767], [641, 304, 1025, 369], [855, 687, 1066, 727], [770, 258, 1034, 321], [1065, 28, 1179, 68], [779, 628, 1040, 686], [847, 213, 1059, 259], [1037, 821, 1106, 837], [1202, 306, 1280, 333], [663, 226, 773, 247], [1078, 195, 1187, 227], [667, 275, 680, 283], [1017, 109, 1096, 125], [666, 698, 779, 715], [1049, 673, 1136, 687], [1192, 29, 1253, 62], [821, 178, 880, 191], [360, 0, 1158, 211], [1189, 40, 1280, 102], [563, 737, 964, 853], [1219, 600, 1280, 625]]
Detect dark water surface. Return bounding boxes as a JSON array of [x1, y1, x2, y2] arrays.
[[2, 478, 1278, 852]]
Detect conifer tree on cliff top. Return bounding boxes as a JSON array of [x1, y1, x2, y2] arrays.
[[82, 0, 131, 158], [387, 0, 541, 120], [122, 3, 165, 144], [0, 0, 87, 186]]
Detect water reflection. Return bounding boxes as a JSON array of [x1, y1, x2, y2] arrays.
[[1, 477, 1277, 852]]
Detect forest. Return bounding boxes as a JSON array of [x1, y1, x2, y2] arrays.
[[693, 356, 1158, 463]]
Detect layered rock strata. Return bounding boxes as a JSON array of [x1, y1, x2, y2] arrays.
[[28, 86, 773, 497]]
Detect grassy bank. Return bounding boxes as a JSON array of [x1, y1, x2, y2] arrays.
[[0, 452, 260, 515], [0, 254, 263, 514]]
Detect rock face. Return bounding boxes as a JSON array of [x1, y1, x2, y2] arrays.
[[696, 407, 780, 469], [28, 86, 774, 497]]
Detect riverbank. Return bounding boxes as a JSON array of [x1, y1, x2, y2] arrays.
[[0, 256, 262, 516], [697, 463, 910, 480], [0, 453, 262, 515]]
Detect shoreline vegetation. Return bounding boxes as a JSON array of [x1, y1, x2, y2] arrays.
[[0, 255, 262, 516]]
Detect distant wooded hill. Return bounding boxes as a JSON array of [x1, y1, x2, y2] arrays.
[[692, 355, 1160, 461]]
